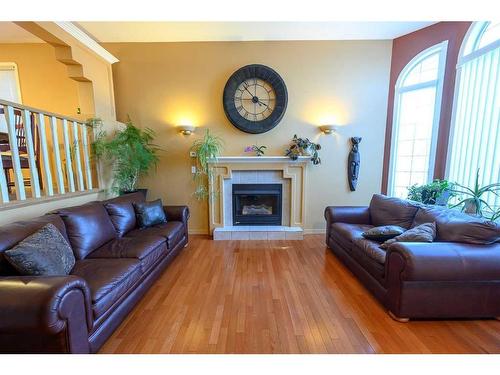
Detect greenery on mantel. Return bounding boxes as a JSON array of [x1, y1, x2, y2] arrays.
[[285, 134, 321, 165], [190, 129, 224, 200], [88, 117, 160, 194]]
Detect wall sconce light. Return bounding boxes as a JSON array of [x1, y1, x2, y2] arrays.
[[178, 125, 195, 135], [319, 125, 336, 135]]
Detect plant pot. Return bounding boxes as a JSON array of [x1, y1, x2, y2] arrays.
[[435, 189, 451, 206], [119, 188, 148, 198]]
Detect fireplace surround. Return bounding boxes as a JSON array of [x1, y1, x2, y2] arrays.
[[207, 156, 309, 240]]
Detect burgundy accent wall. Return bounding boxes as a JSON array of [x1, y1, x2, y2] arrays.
[[381, 22, 472, 194]]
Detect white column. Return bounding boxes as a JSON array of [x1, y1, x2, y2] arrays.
[[37, 113, 54, 196], [21, 109, 41, 198], [62, 119, 75, 193], [3, 105, 26, 200], [81, 123, 93, 189], [72, 121, 85, 191], [50, 116, 65, 194]]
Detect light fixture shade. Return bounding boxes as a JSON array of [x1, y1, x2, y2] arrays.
[[320, 125, 336, 134], [178, 125, 195, 135]]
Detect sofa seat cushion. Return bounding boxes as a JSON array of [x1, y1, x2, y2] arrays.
[[54, 203, 117, 260], [329, 223, 373, 250], [70, 258, 141, 318], [353, 238, 387, 264], [87, 236, 167, 273], [127, 221, 185, 249]]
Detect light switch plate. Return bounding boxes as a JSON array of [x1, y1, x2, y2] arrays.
[[191, 166, 197, 174], [189, 151, 196, 157]]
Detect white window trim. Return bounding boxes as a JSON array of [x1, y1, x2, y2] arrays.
[[0, 62, 23, 104], [387, 40, 449, 197], [445, 21, 497, 179]]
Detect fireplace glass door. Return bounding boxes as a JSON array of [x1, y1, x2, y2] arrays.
[[232, 184, 282, 226]]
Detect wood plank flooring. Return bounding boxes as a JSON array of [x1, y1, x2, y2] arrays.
[[100, 235, 500, 354]]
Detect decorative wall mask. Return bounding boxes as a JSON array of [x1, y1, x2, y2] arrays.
[[348, 137, 362, 191]]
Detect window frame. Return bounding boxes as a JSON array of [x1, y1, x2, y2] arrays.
[[387, 40, 449, 197], [445, 21, 500, 181]]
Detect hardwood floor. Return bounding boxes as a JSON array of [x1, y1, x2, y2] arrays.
[[100, 235, 500, 354]]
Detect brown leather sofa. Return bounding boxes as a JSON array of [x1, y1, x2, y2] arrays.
[[325, 194, 500, 321], [0, 192, 189, 353]]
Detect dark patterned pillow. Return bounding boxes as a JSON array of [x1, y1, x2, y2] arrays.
[[362, 225, 406, 242], [380, 222, 436, 249], [4, 223, 75, 276], [133, 199, 167, 229]]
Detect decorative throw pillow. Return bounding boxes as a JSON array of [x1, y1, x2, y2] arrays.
[[362, 225, 406, 242], [380, 222, 436, 249], [133, 199, 167, 229], [4, 223, 75, 276]]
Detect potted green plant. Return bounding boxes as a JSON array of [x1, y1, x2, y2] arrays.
[[491, 208, 500, 222], [190, 129, 224, 200], [89, 117, 160, 196], [450, 169, 500, 216], [244, 145, 267, 157], [285, 134, 321, 165], [407, 179, 454, 206]]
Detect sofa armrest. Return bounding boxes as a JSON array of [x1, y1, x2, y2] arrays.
[[0, 275, 93, 353], [324, 206, 371, 225], [386, 242, 500, 282], [164, 205, 190, 225]]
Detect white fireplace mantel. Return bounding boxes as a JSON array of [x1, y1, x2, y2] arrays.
[[208, 156, 311, 164]]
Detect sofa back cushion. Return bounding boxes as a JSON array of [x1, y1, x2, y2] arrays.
[[413, 205, 500, 244], [0, 214, 68, 276], [55, 202, 117, 259], [103, 192, 145, 236], [369, 194, 420, 229]]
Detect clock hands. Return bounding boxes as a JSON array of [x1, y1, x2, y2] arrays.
[[243, 86, 254, 97]]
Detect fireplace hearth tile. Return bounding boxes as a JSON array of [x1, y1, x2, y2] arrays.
[[249, 232, 268, 240], [213, 226, 303, 241], [285, 232, 304, 240], [231, 231, 250, 240], [267, 232, 286, 240]]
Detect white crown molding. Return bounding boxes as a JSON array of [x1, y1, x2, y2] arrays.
[[55, 22, 119, 64]]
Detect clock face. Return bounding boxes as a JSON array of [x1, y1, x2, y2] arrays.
[[223, 64, 287, 134], [235, 78, 276, 122]]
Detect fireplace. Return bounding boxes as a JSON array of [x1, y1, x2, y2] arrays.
[[232, 184, 282, 226]]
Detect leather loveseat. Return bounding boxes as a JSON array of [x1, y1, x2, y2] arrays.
[[325, 194, 500, 321], [0, 192, 189, 353]]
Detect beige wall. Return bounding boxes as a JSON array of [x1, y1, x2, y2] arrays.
[[0, 43, 80, 116], [106, 40, 392, 233]]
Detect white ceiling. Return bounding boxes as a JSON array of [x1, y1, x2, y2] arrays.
[[0, 22, 44, 43], [76, 22, 435, 43]]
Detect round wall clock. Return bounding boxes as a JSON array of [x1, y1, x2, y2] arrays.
[[223, 64, 288, 134]]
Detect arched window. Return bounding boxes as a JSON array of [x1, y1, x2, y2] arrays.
[[446, 22, 500, 210], [388, 41, 448, 198]]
